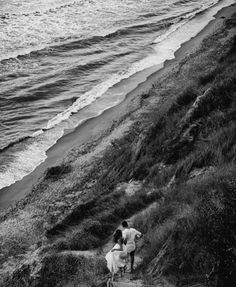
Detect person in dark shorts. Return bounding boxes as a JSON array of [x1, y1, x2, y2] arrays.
[[121, 220, 142, 273]]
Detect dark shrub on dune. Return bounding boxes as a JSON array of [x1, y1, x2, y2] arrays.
[[45, 163, 73, 181], [168, 85, 198, 115], [36, 254, 107, 287]]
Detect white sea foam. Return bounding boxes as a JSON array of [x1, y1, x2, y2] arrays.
[[153, 0, 225, 44], [152, 0, 235, 63], [0, 129, 63, 190]]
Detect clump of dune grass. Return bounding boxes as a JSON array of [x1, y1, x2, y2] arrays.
[[137, 165, 236, 286], [36, 254, 107, 287], [1, 254, 107, 287], [45, 163, 73, 181], [51, 187, 162, 251], [167, 85, 198, 115]]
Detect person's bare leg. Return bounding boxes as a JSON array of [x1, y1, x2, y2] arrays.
[[119, 267, 123, 278]]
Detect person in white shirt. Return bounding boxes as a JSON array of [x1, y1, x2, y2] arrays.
[[105, 229, 127, 280], [122, 220, 142, 273]]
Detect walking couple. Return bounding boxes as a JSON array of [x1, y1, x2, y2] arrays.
[[105, 220, 142, 280]]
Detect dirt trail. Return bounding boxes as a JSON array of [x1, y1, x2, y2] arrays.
[[59, 202, 160, 286], [59, 239, 145, 286]]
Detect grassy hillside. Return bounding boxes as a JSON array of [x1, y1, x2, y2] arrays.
[[1, 11, 236, 287]]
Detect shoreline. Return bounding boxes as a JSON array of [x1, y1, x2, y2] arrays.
[[0, 1, 235, 212]]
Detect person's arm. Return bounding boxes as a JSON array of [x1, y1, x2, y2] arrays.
[[123, 230, 127, 245], [111, 244, 123, 252], [135, 229, 142, 240], [111, 248, 122, 252]]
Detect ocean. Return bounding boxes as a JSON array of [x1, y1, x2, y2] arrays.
[[0, 0, 234, 190]]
